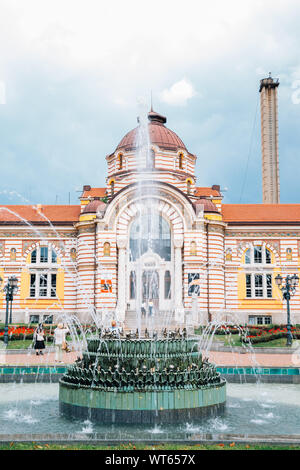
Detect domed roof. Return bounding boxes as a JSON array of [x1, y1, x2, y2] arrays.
[[193, 198, 219, 214], [82, 199, 107, 214], [116, 110, 187, 152]]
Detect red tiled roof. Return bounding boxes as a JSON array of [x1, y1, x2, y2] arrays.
[[195, 187, 221, 197], [222, 204, 300, 224], [0, 205, 81, 224], [81, 188, 107, 199]]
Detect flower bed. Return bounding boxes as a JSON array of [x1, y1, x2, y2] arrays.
[[0, 323, 94, 343], [242, 326, 300, 344], [195, 324, 300, 345]]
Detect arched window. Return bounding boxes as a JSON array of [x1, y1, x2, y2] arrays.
[[51, 250, 57, 263], [10, 248, 16, 261], [129, 213, 171, 261], [31, 249, 37, 264], [30, 247, 58, 264], [244, 246, 272, 264], [70, 248, 76, 261], [110, 181, 114, 197], [186, 179, 192, 195], [178, 153, 184, 170], [130, 271, 136, 299], [190, 241, 197, 256], [118, 154, 123, 170], [164, 270, 171, 299], [103, 242, 111, 256], [225, 248, 232, 261]]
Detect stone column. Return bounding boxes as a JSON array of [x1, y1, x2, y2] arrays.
[[116, 238, 127, 323], [174, 237, 184, 324]]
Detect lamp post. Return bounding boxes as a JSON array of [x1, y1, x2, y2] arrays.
[[0, 276, 18, 347], [275, 273, 299, 347]]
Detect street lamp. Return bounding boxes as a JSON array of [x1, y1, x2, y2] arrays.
[[275, 273, 299, 346], [0, 276, 18, 347]]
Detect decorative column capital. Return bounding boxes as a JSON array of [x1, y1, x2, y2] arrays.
[[173, 237, 184, 249], [116, 238, 127, 249]]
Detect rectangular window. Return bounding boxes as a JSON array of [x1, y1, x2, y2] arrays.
[[51, 274, 57, 297], [254, 274, 263, 297], [188, 273, 200, 296], [254, 246, 262, 263], [30, 274, 36, 297], [30, 315, 40, 324], [266, 249, 271, 264], [248, 316, 272, 325], [246, 274, 252, 298], [40, 247, 48, 263], [39, 274, 48, 296], [266, 274, 272, 298], [43, 315, 53, 324]]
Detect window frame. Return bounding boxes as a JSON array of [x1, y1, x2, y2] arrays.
[[248, 315, 272, 325], [30, 246, 58, 266], [245, 272, 273, 299], [244, 245, 272, 265], [29, 272, 57, 299]]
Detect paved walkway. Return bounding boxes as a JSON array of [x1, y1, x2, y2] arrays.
[[0, 349, 299, 368], [0, 350, 79, 366], [207, 350, 300, 367]]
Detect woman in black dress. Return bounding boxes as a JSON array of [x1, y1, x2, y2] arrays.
[[33, 324, 45, 356]]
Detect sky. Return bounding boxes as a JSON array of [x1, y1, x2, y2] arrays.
[[1, 0, 300, 205]]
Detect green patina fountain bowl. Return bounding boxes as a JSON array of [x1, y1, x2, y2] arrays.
[[59, 331, 226, 424]]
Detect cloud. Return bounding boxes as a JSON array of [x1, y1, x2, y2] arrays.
[[160, 79, 197, 106], [1, 0, 300, 204]]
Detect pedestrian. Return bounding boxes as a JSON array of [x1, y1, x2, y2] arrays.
[[148, 299, 153, 317], [54, 323, 69, 363], [141, 302, 146, 317], [33, 324, 45, 356]]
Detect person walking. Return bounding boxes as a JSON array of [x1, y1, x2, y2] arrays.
[[141, 302, 146, 318], [148, 299, 154, 317], [54, 323, 69, 363], [33, 324, 45, 356]]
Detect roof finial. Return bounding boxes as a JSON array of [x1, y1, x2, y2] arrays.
[[150, 90, 153, 112]]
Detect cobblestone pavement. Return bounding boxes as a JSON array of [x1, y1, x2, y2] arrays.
[[0, 349, 298, 367]]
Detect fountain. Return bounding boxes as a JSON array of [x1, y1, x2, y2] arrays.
[[59, 328, 226, 424]]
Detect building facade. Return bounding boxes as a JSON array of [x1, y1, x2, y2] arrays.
[[1, 86, 300, 327]]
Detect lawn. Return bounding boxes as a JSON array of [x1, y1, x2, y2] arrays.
[[196, 331, 295, 349], [1, 442, 300, 450]]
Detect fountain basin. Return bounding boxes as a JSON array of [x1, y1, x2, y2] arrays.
[[59, 379, 226, 424]]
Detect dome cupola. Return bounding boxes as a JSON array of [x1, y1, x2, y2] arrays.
[[116, 109, 187, 152]]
